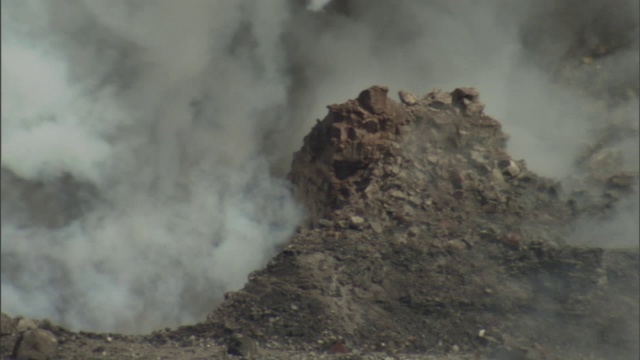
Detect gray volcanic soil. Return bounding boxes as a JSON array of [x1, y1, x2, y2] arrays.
[[1, 86, 638, 360]]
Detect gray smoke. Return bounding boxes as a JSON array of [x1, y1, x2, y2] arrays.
[[1, 0, 638, 334], [1, 0, 302, 333]]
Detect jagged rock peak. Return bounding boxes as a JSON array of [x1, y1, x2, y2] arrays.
[[288, 85, 510, 223]]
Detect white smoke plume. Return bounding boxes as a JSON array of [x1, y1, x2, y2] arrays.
[[1, 0, 302, 333], [1, 0, 638, 334]]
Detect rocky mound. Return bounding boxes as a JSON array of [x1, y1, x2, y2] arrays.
[[187, 86, 638, 358]]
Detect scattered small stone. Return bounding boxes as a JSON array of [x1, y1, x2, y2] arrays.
[[607, 172, 634, 189], [446, 239, 467, 252], [337, 220, 349, 229], [12, 328, 58, 360], [370, 221, 383, 234], [496, 233, 523, 250], [349, 216, 366, 229], [451, 87, 484, 115], [449, 169, 464, 189], [426, 155, 439, 164], [388, 189, 406, 199], [499, 159, 521, 178], [491, 168, 506, 185], [470, 150, 486, 164], [407, 195, 422, 206], [407, 227, 420, 238], [15, 318, 37, 333], [227, 334, 257, 359], [398, 91, 419, 106], [396, 235, 409, 245], [329, 341, 349, 354], [425, 89, 452, 108], [181, 335, 196, 347], [482, 202, 498, 214]]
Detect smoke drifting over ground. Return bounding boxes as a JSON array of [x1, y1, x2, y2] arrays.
[[1, 0, 303, 333], [1, 0, 638, 334]]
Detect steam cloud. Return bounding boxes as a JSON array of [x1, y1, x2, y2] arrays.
[[1, 0, 302, 333], [1, 0, 638, 333]]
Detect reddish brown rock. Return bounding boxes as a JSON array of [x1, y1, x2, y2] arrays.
[[357, 86, 389, 114], [329, 341, 349, 354], [288, 85, 411, 222]]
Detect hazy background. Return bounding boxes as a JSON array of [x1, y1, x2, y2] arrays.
[[1, 0, 638, 333]]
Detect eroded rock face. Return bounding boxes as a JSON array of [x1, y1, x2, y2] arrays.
[[288, 85, 509, 225], [288, 86, 411, 222]]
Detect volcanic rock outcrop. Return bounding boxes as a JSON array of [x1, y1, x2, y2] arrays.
[[196, 86, 638, 359]]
